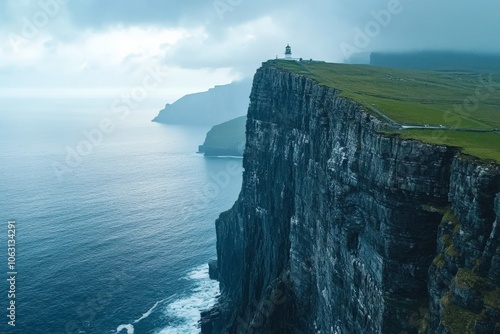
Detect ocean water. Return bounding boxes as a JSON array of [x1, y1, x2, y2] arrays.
[[0, 107, 242, 334]]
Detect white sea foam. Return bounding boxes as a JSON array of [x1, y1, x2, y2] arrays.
[[156, 264, 220, 334], [116, 297, 170, 333], [209, 155, 243, 159], [116, 324, 134, 334], [136, 298, 165, 323], [116, 264, 219, 334]]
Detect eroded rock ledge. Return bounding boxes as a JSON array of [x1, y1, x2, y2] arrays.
[[201, 62, 500, 334]]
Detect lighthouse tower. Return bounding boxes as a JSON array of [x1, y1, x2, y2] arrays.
[[285, 44, 292, 59]]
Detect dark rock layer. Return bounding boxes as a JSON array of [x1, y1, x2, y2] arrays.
[[202, 62, 500, 333]]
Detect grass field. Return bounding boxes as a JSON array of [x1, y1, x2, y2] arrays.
[[270, 60, 500, 163]]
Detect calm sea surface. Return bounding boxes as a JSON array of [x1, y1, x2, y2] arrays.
[[0, 107, 242, 334]]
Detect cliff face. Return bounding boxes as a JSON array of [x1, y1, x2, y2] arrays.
[[152, 79, 251, 126], [199, 116, 246, 156], [202, 63, 500, 334]]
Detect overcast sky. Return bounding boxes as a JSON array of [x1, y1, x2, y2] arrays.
[[1, 0, 499, 108]]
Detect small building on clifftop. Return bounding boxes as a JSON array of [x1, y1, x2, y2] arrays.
[[285, 44, 292, 59]]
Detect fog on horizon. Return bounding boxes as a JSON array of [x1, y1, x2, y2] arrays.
[[1, 0, 499, 111]]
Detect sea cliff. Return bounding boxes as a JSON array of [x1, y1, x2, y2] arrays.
[[201, 62, 500, 334], [152, 80, 251, 126], [198, 116, 246, 156]]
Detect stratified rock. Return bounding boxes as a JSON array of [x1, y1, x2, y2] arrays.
[[201, 62, 500, 334], [208, 260, 219, 281]]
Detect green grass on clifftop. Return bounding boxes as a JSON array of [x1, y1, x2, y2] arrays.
[[203, 115, 246, 150], [269, 60, 500, 163]]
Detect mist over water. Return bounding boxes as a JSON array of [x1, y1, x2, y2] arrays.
[[0, 106, 242, 333]]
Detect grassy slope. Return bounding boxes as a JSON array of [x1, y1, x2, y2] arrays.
[[270, 60, 500, 163], [203, 115, 246, 150]]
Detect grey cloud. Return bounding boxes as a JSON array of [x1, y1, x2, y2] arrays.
[[2, 0, 500, 81], [4, 0, 500, 52], [337, 0, 500, 52], [64, 0, 212, 28]]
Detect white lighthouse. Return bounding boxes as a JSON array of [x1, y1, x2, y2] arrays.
[[285, 44, 292, 59]]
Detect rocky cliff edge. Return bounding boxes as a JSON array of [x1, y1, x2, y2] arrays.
[[201, 62, 500, 334]]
